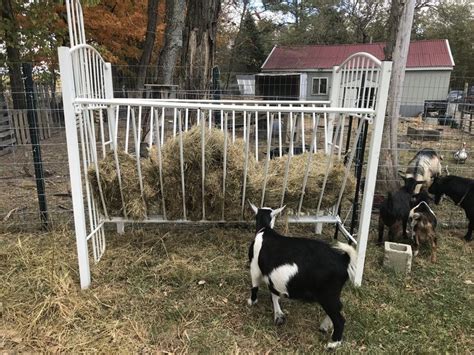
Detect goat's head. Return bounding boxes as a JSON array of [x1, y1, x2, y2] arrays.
[[406, 201, 437, 242], [428, 177, 445, 205], [249, 201, 285, 231], [398, 171, 425, 194]]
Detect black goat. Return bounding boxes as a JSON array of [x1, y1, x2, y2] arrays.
[[247, 202, 356, 349], [428, 175, 474, 242], [378, 185, 431, 244]]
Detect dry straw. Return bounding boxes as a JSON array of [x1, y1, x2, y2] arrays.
[[89, 127, 354, 220]]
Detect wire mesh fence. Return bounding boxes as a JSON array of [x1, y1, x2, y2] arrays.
[[1, 64, 472, 231]]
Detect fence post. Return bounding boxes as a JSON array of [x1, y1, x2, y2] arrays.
[[354, 61, 392, 287], [58, 46, 91, 289], [22, 63, 49, 229]]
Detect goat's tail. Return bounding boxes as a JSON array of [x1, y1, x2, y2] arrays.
[[335, 242, 357, 284]]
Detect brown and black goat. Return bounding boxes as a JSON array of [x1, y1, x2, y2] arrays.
[[407, 201, 438, 262]]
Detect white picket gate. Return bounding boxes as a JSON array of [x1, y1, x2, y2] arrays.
[[59, 0, 391, 289]]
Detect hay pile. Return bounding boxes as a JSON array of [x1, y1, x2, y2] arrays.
[[89, 126, 354, 220], [147, 126, 256, 220], [88, 150, 156, 219], [250, 153, 355, 212]]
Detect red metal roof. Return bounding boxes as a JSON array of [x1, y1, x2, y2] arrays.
[[261, 40, 454, 70]]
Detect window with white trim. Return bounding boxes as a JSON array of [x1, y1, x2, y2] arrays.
[[311, 77, 328, 95]]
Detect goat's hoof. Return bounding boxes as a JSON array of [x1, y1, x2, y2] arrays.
[[247, 298, 257, 306], [274, 314, 286, 326], [326, 341, 342, 349], [463, 235, 472, 242]]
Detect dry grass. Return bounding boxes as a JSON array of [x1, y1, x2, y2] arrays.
[[1, 224, 472, 352]]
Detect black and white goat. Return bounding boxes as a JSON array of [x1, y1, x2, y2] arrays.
[[247, 202, 357, 349], [400, 148, 442, 194], [428, 175, 474, 242], [407, 201, 438, 262]]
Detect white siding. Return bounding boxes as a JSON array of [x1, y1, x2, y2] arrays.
[[400, 70, 451, 116]]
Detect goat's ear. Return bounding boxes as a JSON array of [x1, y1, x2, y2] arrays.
[[271, 205, 286, 217], [248, 200, 258, 215], [444, 165, 450, 176]]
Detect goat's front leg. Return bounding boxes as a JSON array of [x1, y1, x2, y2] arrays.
[[247, 265, 262, 306], [271, 292, 286, 325], [464, 220, 473, 242], [412, 233, 420, 257], [430, 233, 437, 263]]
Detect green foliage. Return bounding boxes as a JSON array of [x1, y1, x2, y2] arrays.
[[418, 3, 474, 86], [232, 12, 267, 73]]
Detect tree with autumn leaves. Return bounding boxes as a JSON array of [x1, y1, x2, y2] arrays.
[[1, 0, 222, 101], [1, 0, 473, 102]]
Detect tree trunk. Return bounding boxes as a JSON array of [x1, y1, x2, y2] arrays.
[[134, 0, 160, 98], [224, 0, 249, 90], [156, 0, 186, 88], [181, 0, 221, 99], [379, 0, 416, 193], [1, 0, 26, 109]]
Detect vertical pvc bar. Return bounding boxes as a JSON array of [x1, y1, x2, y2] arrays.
[[241, 111, 250, 218], [255, 110, 259, 161], [354, 61, 392, 287], [297, 117, 319, 215], [222, 111, 228, 220], [125, 106, 131, 152], [178, 110, 187, 220], [161, 107, 165, 143], [232, 109, 236, 143], [316, 116, 342, 216], [278, 106, 282, 157], [335, 118, 365, 212], [243, 104, 247, 142], [112, 105, 128, 218], [99, 109, 106, 157], [280, 117, 296, 208], [154, 109, 167, 219], [149, 108, 154, 147], [185, 108, 189, 131], [201, 110, 206, 220], [260, 111, 273, 207], [58, 47, 90, 289], [301, 109, 305, 151], [87, 109, 109, 220], [173, 108, 177, 137], [131, 107, 148, 218]]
